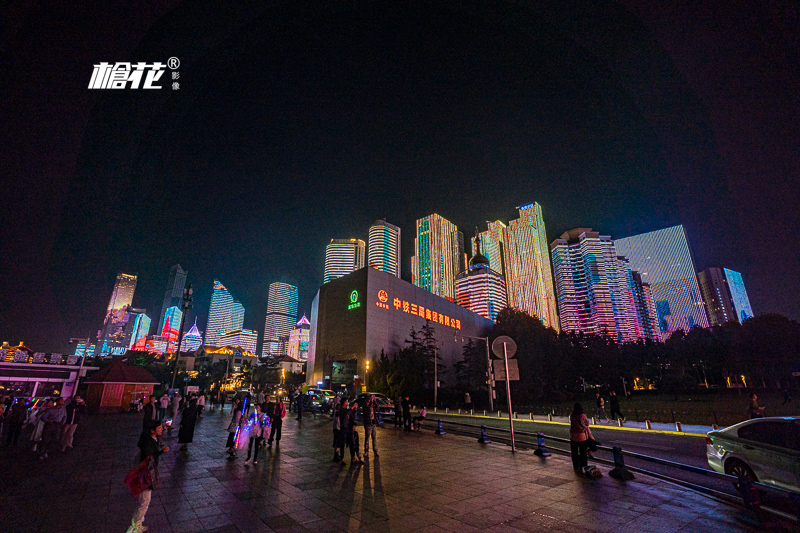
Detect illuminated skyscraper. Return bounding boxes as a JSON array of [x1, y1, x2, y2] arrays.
[[161, 306, 183, 349], [219, 329, 258, 354], [231, 301, 245, 331], [412, 214, 465, 302], [106, 272, 137, 312], [503, 204, 559, 330], [206, 280, 236, 347], [287, 315, 311, 361], [368, 220, 401, 277], [324, 239, 366, 283], [180, 318, 203, 352], [455, 236, 507, 321], [474, 221, 506, 276], [158, 264, 187, 332], [614, 225, 709, 335], [262, 282, 299, 356], [698, 267, 753, 326], [97, 272, 138, 356], [125, 311, 151, 349]]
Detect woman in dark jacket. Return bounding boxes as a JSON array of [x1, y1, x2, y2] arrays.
[[178, 399, 198, 451], [333, 400, 349, 463], [128, 421, 169, 533]]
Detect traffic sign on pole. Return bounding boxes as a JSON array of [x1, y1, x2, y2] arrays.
[[492, 336, 517, 358]]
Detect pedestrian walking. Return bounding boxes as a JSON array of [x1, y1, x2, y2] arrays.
[[61, 395, 86, 451], [402, 396, 412, 432], [464, 392, 472, 411], [29, 399, 53, 453], [142, 395, 157, 432], [158, 394, 169, 421], [257, 390, 265, 407], [346, 402, 364, 464], [363, 394, 379, 458], [5, 399, 28, 447], [266, 395, 286, 447], [126, 420, 169, 533], [595, 393, 610, 422], [178, 398, 198, 452], [296, 391, 304, 420], [226, 398, 243, 455], [393, 396, 402, 428], [333, 400, 348, 463], [219, 390, 226, 412], [197, 392, 205, 416], [38, 397, 66, 460], [747, 393, 765, 419], [569, 403, 598, 476], [608, 391, 625, 421], [245, 404, 269, 465], [331, 393, 341, 418], [170, 392, 181, 421], [413, 406, 427, 430]]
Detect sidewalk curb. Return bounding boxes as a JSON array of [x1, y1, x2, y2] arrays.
[[430, 412, 709, 437]]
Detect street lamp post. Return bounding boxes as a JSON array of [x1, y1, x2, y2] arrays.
[[455, 335, 494, 412], [170, 284, 194, 389], [365, 359, 370, 392], [68, 337, 91, 398]]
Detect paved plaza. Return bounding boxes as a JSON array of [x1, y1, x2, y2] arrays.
[[0, 406, 763, 532]]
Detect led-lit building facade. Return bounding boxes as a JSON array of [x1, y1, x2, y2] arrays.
[[231, 301, 245, 331], [157, 264, 187, 332], [474, 220, 506, 276], [503, 204, 559, 331], [287, 315, 311, 361], [324, 239, 366, 284], [724, 268, 753, 323], [205, 280, 235, 347], [627, 269, 662, 342], [125, 312, 151, 350], [73, 342, 95, 358], [411, 214, 465, 302], [368, 220, 401, 278], [308, 267, 494, 393], [614, 225, 709, 335], [697, 267, 753, 326], [96, 272, 138, 356], [160, 306, 182, 350], [218, 329, 258, 354], [455, 237, 508, 321], [180, 318, 203, 352], [106, 272, 137, 313], [262, 282, 299, 356]]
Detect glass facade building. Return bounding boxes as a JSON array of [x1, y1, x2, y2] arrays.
[[262, 282, 299, 356], [157, 264, 187, 332], [697, 267, 753, 325], [613, 225, 709, 335], [503, 204, 559, 330], [219, 329, 259, 354], [205, 280, 238, 347], [324, 239, 366, 284], [724, 268, 753, 323], [180, 318, 203, 352], [411, 214, 465, 302], [287, 314, 311, 361], [474, 220, 506, 276], [455, 238, 507, 322], [96, 272, 138, 356], [368, 220, 401, 278]]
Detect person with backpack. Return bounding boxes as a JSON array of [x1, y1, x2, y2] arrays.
[[266, 395, 286, 448]]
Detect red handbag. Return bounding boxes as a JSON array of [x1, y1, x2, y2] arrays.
[[124, 458, 152, 498]]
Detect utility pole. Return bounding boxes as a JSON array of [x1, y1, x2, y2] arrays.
[[68, 337, 91, 398], [503, 341, 516, 453]]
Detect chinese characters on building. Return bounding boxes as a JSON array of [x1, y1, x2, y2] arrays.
[[373, 290, 461, 330]]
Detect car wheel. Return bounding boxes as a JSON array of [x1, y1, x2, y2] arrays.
[[725, 459, 757, 483]]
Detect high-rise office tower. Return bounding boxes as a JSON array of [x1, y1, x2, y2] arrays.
[[219, 329, 258, 353], [287, 315, 311, 361], [96, 272, 138, 356], [612, 257, 639, 343], [550, 229, 618, 338], [124, 311, 151, 350], [631, 272, 662, 342], [474, 221, 506, 276], [697, 267, 754, 326], [503, 203, 559, 330], [614, 225, 709, 335], [368, 220, 401, 277], [262, 282, 299, 356], [206, 280, 236, 347], [324, 239, 366, 284], [231, 301, 245, 331], [180, 318, 203, 352], [160, 305, 183, 350], [455, 236, 508, 321], [412, 214, 465, 302], [158, 264, 187, 332]]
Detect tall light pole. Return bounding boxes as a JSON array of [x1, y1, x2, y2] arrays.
[[170, 284, 193, 389], [433, 343, 438, 408], [455, 335, 494, 412], [68, 337, 91, 398], [365, 359, 370, 392]]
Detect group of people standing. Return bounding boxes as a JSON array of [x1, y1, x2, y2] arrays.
[[225, 393, 287, 463], [594, 391, 625, 423], [0, 395, 87, 459], [393, 396, 426, 431]]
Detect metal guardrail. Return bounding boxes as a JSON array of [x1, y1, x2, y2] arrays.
[[422, 417, 800, 525]]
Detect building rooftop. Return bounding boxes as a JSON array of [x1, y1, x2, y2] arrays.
[[84, 359, 159, 384]]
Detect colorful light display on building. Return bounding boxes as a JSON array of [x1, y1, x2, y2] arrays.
[[368, 220, 401, 278], [411, 214, 465, 302], [219, 329, 258, 354], [324, 239, 365, 284], [456, 236, 508, 321], [206, 280, 239, 347], [287, 314, 311, 361], [96, 272, 138, 356], [161, 305, 182, 346], [157, 264, 187, 333], [503, 203, 560, 331], [614, 225, 709, 335], [262, 282, 298, 356], [698, 267, 754, 326], [724, 268, 753, 323], [474, 220, 506, 276], [180, 318, 203, 352]]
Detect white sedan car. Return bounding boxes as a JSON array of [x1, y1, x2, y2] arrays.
[[706, 416, 800, 493]]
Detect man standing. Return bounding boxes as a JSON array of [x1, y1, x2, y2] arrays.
[[464, 392, 472, 411], [402, 396, 412, 432], [61, 396, 86, 451], [171, 392, 181, 421], [393, 396, 402, 428], [363, 395, 379, 458], [266, 395, 286, 447], [39, 398, 66, 460], [197, 392, 205, 416], [595, 393, 610, 422], [158, 394, 169, 420], [5, 399, 28, 447], [142, 395, 157, 432], [608, 391, 625, 422], [257, 389, 265, 408]]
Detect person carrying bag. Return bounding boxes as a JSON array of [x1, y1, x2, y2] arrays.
[[569, 402, 601, 477], [125, 421, 169, 532]]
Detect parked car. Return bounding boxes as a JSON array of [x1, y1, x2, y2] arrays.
[[353, 393, 395, 417], [706, 416, 800, 493]]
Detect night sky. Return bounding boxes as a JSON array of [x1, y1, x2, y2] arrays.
[[2, 1, 798, 353]]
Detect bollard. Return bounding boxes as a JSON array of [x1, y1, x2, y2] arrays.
[[645, 420, 652, 430], [435, 419, 446, 435], [378, 411, 383, 425], [446, 408, 449, 414], [434, 407, 437, 413], [592, 416, 597, 425], [533, 432, 551, 457], [514, 412, 518, 419], [483, 410, 486, 416], [498, 411, 501, 417], [671, 410, 676, 424], [609, 447, 635, 480], [548, 413, 553, 421], [470, 409, 473, 415], [529, 413, 533, 420], [618, 419, 624, 427], [458, 409, 461, 414], [675, 422, 682, 432], [635, 408, 640, 423], [477, 425, 491, 444]]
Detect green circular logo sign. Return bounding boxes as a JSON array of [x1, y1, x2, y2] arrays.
[[350, 290, 359, 303]]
